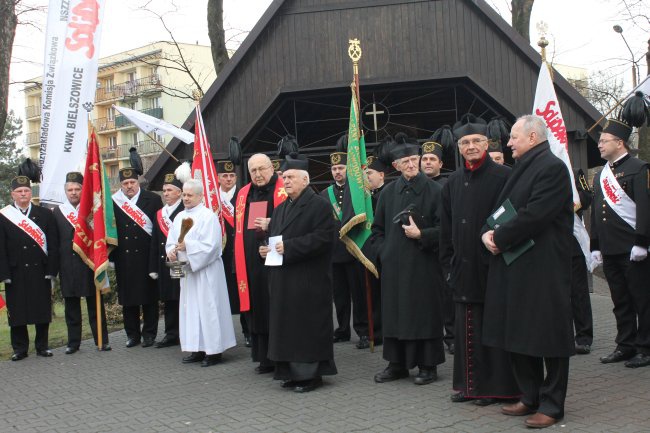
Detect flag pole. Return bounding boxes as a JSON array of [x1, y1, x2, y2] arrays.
[[143, 132, 180, 162], [348, 38, 375, 353]]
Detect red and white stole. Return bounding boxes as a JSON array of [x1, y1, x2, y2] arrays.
[[0, 205, 48, 254], [59, 201, 79, 229], [112, 190, 153, 236], [156, 200, 181, 238], [600, 163, 636, 230]]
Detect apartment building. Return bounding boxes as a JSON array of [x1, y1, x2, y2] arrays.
[[24, 41, 215, 192]]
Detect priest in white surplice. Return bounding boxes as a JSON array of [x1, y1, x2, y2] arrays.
[[166, 179, 236, 367]]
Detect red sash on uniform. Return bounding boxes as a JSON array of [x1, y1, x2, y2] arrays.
[[156, 209, 171, 237], [234, 178, 287, 312]]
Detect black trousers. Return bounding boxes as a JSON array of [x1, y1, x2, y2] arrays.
[[332, 261, 368, 339], [571, 254, 593, 346], [65, 295, 109, 348], [11, 323, 49, 354], [162, 300, 179, 340], [442, 280, 455, 347], [122, 303, 159, 341], [369, 273, 382, 342], [603, 254, 650, 355], [510, 353, 569, 419]]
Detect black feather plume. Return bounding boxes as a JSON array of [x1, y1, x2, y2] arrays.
[[621, 91, 650, 128], [17, 158, 41, 183], [486, 117, 510, 147], [336, 134, 348, 152], [394, 132, 409, 145], [228, 136, 242, 166], [129, 147, 144, 176], [277, 135, 299, 158], [374, 136, 395, 166], [431, 125, 455, 152]]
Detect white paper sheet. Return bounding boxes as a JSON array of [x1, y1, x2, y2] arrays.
[[265, 235, 283, 266]]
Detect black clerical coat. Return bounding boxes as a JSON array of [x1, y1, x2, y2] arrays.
[[0, 205, 58, 326], [440, 157, 511, 303], [267, 188, 336, 362], [111, 189, 162, 306], [222, 189, 239, 313], [53, 206, 94, 298], [148, 201, 183, 301], [483, 142, 574, 358], [590, 154, 650, 254], [371, 171, 444, 340], [243, 174, 281, 334]]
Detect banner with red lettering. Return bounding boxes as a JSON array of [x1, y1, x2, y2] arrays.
[[72, 131, 117, 292], [533, 63, 593, 271], [39, 0, 107, 205]]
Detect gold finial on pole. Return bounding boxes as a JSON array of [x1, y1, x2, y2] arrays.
[[348, 39, 362, 76], [536, 21, 553, 79]]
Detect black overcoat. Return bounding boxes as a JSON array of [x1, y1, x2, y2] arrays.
[[222, 190, 239, 313], [482, 142, 575, 358], [0, 205, 58, 326], [267, 188, 336, 362], [148, 202, 183, 301], [53, 206, 94, 298], [440, 157, 510, 303], [111, 189, 162, 306], [371, 171, 444, 340]]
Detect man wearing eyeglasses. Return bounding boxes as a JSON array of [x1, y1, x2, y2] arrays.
[[440, 114, 519, 407], [234, 152, 287, 374], [591, 118, 650, 369], [481, 115, 574, 429], [371, 135, 446, 386]]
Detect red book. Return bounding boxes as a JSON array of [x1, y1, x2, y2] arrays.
[[247, 201, 268, 229]]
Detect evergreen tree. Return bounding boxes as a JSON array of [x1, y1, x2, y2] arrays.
[[0, 110, 24, 206]]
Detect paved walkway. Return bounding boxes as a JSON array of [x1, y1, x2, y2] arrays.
[[1, 275, 649, 432]]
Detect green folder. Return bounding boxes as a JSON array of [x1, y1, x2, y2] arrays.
[[486, 199, 535, 265]]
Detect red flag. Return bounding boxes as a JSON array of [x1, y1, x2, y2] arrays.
[[0, 293, 5, 310], [72, 130, 117, 292], [191, 106, 233, 227]]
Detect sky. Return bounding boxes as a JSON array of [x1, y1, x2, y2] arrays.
[[8, 0, 649, 120]]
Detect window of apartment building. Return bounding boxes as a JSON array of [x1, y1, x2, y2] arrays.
[[108, 136, 117, 150], [105, 78, 114, 91], [107, 106, 115, 121], [127, 71, 136, 82], [131, 132, 139, 145], [109, 164, 118, 179]]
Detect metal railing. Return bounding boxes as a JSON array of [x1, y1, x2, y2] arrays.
[[25, 132, 39, 145], [100, 139, 164, 161], [95, 75, 162, 103], [25, 105, 40, 119], [95, 117, 116, 132]]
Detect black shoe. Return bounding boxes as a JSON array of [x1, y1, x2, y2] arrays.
[[575, 344, 591, 355], [65, 346, 79, 355], [294, 377, 323, 393], [473, 398, 497, 406], [154, 337, 180, 348], [126, 338, 140, 348], [36, 349, 53, 357], [447, 343, 455, 355], [99, 344, 112, 352], [374, 365, 409, 383], [182, 352, 206, 363], [141, 338, 155, 348], [624, 353, 650, 368], [255, 365, 275, 374], [281, 380, 298, 389], [11, 352, 27, 361], [333, 335, 350, 343], [356, 336, 370, 349], [600, 349, 635, 364], [413, 367, 437, 385], [450, 392, 471, 403], [244, 335, 251, 348], [201, 354, 223, 367]]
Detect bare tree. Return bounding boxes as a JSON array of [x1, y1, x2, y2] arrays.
[[207, 0, 229, 74], [511, 0, 535, 42], [0, 0, 18, 139], [573, 71, 627, 115]]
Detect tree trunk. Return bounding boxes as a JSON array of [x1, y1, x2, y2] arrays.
[[511, 0, 535, 43], [207, 0, 229, 74], [0, 0, 18, 139]]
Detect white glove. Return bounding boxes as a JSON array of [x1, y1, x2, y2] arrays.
[[44, 275, 53, 280], [149, 272, 159, 280], [630, 246, 648, 262], [591, 250, 603, 265], [109, 262, 115, 269], [3, 279, 11, 284]]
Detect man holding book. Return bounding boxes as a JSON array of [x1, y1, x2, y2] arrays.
[[481, 115, 574, 429]]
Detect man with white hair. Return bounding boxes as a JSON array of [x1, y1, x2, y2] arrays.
[[166, 179, 236, 367], [481, 114, 574, 428], [260, 155, 337, 392]]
